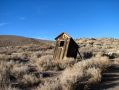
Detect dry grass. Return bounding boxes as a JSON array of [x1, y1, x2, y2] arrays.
[[35, 80, 62, 90], [35, 57, 111, 90], [0, 56, 40, 90], [0, 49, 112, 90], [0, 51, 99, 90], [1, 38, 119, 90]]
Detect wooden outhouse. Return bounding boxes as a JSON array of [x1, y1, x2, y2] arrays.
[[53, 32, 79, 60]]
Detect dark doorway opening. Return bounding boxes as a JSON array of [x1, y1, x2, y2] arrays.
[[59, 41, 64, 47]]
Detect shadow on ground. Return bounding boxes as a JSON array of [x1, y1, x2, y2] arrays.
[[98, 64, 119, 90]]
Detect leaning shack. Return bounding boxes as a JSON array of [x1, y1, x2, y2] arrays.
[[53, 32, 79, 60]]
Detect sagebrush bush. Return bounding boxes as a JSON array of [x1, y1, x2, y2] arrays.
[[36, 79, 62, 90], [0, 61, 13, 90], [36, 57, 110, 90]]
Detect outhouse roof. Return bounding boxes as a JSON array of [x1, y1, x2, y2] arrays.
[[55, 32, 71, 40]]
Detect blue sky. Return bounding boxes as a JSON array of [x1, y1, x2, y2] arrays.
[[0, 0, 119, 40]]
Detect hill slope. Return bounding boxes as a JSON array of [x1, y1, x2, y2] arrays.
[[0, 35, 54, 47]]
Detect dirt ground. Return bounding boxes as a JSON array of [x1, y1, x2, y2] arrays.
[[99, 64, 119, 90]]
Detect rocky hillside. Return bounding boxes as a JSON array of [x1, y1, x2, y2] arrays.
[[76, 38, 119, 60], [76, 38, 119, 50]]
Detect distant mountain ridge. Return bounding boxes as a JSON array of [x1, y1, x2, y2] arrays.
[[0, 35, 54, 47]]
